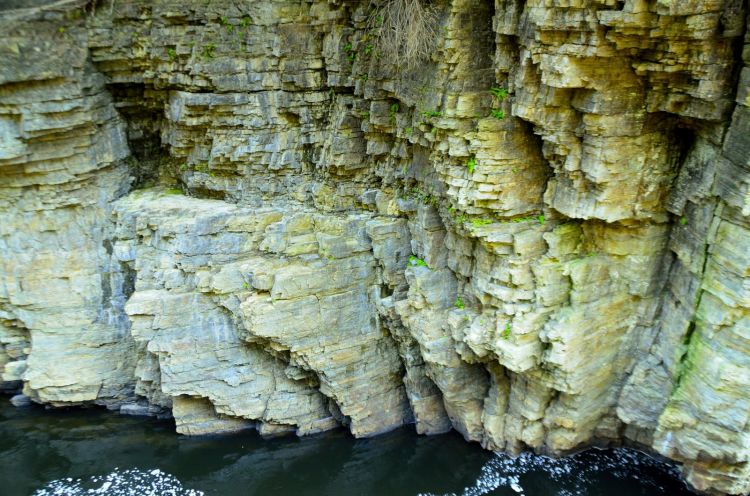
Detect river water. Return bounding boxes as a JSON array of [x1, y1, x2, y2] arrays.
[[0, 399, 696, 496]]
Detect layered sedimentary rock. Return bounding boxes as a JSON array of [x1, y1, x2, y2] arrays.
[[1, 0, 749, 494]]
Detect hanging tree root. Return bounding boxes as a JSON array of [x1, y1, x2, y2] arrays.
[[371, 0, 438, 70]]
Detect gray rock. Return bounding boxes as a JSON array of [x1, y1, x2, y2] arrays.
[[1, 1, 749, 494], [10, 394, 31, 407]]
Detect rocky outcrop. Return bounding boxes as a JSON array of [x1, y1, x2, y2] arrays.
[[0, 0, 748, 494]]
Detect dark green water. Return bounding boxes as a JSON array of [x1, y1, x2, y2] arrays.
[[0, 398, 696, 496]]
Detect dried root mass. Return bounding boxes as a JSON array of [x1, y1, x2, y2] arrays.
[[372, 0, 438, 70]]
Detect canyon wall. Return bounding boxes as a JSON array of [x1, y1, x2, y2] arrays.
[[1, 0, 748, 493]]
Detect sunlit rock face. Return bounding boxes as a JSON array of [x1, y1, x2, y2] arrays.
[[0, 0, 748, 494]]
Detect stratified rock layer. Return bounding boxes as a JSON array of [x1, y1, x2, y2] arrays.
[[0, 1, 748, 494]]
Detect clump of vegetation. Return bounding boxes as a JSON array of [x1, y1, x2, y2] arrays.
[[389, 103, 400, 124], [502, 323, 512, 339], [448, 206, 468, 226], [219, 16, 235, 34], [466, 156, 476, 174], [167, 48, 177, 60], [344, 42, 356, 62], [470, 218, 493, 227], [489, 87, 508, 100], [370, 0, 438, 70], [454, 296, 464, 310], [489, 109, 505, 120], [405, 186, 439, 207], [200, 43, 216, 59], [409, 255, 429, 268], [165, 187, 183, 195], [680, 216, 687, 226], [421, 109, 443, 119]]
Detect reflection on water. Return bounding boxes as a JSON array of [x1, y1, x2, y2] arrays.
[[0, 399, 694, 496]]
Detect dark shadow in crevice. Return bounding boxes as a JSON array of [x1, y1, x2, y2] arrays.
[[106, 83, 174, 190]]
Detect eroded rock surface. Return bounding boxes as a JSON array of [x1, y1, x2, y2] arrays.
[[1, 0, 749, 494]]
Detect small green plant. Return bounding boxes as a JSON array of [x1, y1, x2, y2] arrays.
[[194, 162, 210, 173], [58, 26, 66, 34], [502, 323, 512, 339], [489, 87, 508, 100], [406, 187, 439, 207], [389, 103, 399, 124], [240, 16, 252, 28], [409, 255, 429, 268], [167, 48, 177, 60], [680, 216, 687, 226], [360, 111, 370, 119], [405, 127, 413, 135], [421, 109, 443, 119], [364, 43, 374, 55], [454, 297, 464, 310], [466, 156, 476, 174], [489, 109, 505, 120], [344, 42, 356, 62], [242, 282, 250, 290], [65, 8, 83, 20], [201, 43, 216, 59], [165, 187, 182, 195], [538, 214, 545, 225], [448, 206, 469, 226], [470, 218, 493, 227]]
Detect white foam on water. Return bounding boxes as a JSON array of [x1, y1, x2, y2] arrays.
[[33, 468, 204, 496], [418, 447, 685, 496]]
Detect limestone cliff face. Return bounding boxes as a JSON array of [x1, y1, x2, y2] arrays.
[[0, 0, 748, 493]]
